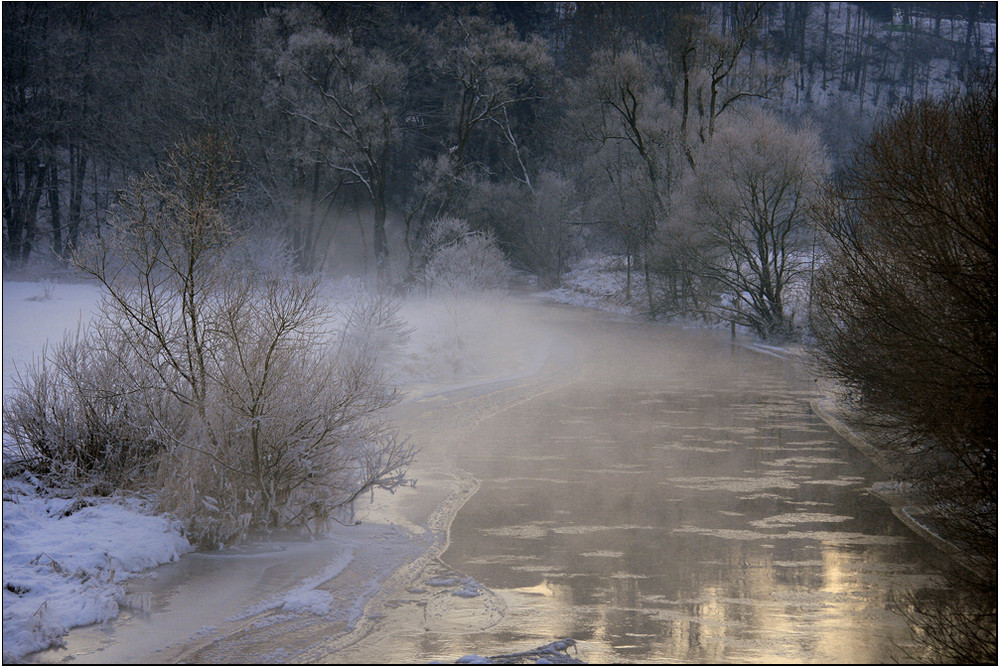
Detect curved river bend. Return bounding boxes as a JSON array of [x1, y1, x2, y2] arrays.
[[31, 299, 947, 664]]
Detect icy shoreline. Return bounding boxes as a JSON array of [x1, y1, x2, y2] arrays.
[[1, 479, 192, 662], [2, 280, 186, 662]]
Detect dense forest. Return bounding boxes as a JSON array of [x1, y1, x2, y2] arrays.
[[4, 2, 996, 337]]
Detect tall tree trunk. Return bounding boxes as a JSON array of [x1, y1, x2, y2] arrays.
[[961, 2, 975, 82], [4, 159, 40, 262], [48, 162, 62, 257], [797, 3, 808, 102], [373, 190, 389, 285], [680, 46, 696, 169], [625, 250, 632, 304], [822, 2, 830, 90], [2, 169, 19, 262], [22, 166, 44, 263], [643, 250, 654, 317], [307, 160, 321, 273], [354, 190, 369, 277], [68, 145, 87, 248], [842, 7, 852, 89], [9, 160, 46, 263]]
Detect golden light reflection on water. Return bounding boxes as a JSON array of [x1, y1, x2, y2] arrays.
[[479, 540, 929, 664], [445, 533, 931, 664]]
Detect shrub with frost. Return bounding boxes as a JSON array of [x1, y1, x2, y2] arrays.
[[2, 329, 161, 490], [421, 218, 510, 296]]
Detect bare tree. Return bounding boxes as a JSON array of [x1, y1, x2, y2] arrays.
[[480, 171, 580, 289], [437, 16, 551, 175], [403, 14, 553, 270], [581, 141, 658, 303], [413, 216, 511, 375], [812, 81, 996, 570], [686, 3, 784, 147], [3, 4, 54, 264], [679, 110, 829, 339], [812, 80, 996, 663], [577, 49, 678, 312]]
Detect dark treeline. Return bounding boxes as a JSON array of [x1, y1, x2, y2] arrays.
[[2, 2, 994, 328]]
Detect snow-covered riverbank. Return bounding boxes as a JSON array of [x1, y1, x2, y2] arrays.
[[1, 480, 191, 662]]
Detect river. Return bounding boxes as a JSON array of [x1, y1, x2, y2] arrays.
[[29, 298, 948, 664]]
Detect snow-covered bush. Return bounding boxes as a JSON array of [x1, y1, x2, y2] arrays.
[[2, 329, 161, 490], [3, 136, 414, 546], [153, 273, 414, 546], [421, 218, 510, 296]]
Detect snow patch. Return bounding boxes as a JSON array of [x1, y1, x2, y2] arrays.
[[2, 281, 103, 400], [1, 483, 191, 662], [280, 589, 336, 616], [538, 256, 637, 316], [236, 548, 354, 619]]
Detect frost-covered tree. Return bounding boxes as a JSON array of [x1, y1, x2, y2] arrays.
[[434, 15, 552, 183], [575, 49, 679, 311], [403, 13, 554, 272], [3, 136, 416, 546], [678, 110, 828, 340], [414, 217, 510, 378], [461, 171, 580, 289], [420, 217, 510, 297], [580, 143, 657, 303], [694, 3, 779, 142], [274, 15, 406, 284]]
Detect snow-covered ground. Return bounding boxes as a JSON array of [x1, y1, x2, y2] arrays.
[[538, 256, 639, 316], [2, 280, 103, 392], [1, 479, 191, 662]]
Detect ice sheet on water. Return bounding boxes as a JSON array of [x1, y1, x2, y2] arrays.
[[749, 512, 853, 528], [425, 575, 485, 598], [449, 639, 584, 665], [235, 548, 354, 619]]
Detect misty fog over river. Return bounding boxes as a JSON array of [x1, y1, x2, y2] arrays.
[[31, 298, 947, 664]]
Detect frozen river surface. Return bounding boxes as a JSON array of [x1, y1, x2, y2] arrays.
[[30, 299, 946, 664]]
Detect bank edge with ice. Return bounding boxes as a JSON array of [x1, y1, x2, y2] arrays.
[[1, 478, 191, 662]]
